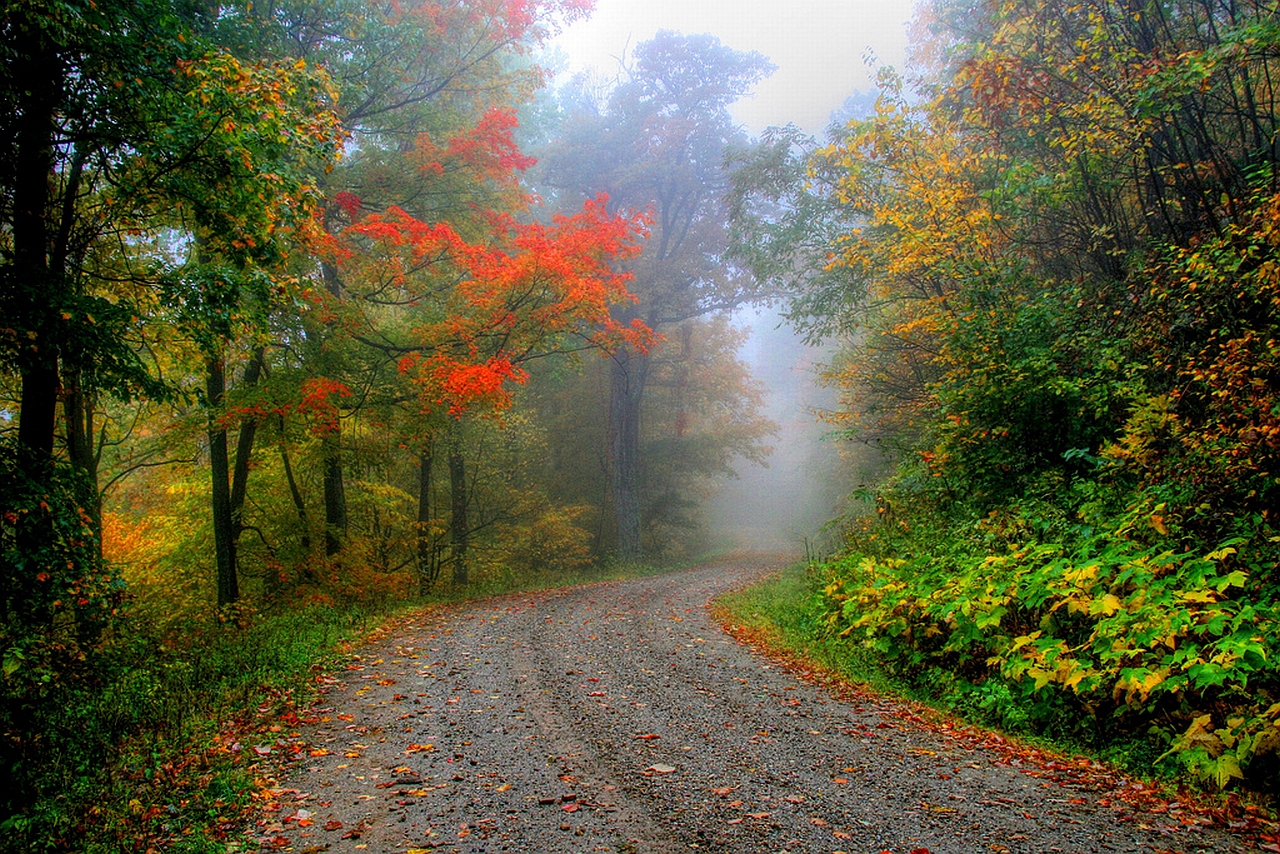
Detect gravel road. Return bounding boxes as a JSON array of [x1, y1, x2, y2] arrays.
[[250, 556, 1255, 854]]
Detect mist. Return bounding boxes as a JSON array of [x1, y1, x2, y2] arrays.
[[705, 307, 874, 558]]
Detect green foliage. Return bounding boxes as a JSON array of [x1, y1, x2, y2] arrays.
[[816, 488, 1280, 791], [0, 601, 368, 853]]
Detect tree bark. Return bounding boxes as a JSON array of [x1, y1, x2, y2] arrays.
[[207, 355, 239, 607], [323, 436, 348, 556], [416, 440, 440, 592], [320, 257, 349, 556], [12, 25, 61, 470], [228, 347, 265, 540], [448, 438, 469, 587], [63, 365, 101, 553], [277, 416, 312, 555], [609, 348, 648, 560]]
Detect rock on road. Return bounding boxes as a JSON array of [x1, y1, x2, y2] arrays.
[[253, 556, 1250, 854]]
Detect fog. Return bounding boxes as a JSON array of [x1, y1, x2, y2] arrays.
[[705, 307, 875, 557]]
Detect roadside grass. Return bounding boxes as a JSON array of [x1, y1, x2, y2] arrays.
[[712, 559, 913, 700], [3, 558, 679, 854]]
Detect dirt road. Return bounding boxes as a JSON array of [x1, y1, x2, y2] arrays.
[[249, 556, 1252, 853]]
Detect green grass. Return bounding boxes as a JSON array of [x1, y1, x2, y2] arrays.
[[715, 561, 914, 697]]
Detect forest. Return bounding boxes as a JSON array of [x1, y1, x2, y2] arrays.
[[3, 0, 1280, 848]]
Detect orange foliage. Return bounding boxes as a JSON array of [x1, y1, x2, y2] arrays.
[[343, 193, 652, 418]]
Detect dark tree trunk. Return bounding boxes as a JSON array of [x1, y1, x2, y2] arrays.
[[12, 26, 61, 470], [609, 349, 648, 560], [448, 440, 469, 587], [228, 347, 265, 539], [207, 356, 239, 606], [63, 365, 101, 552], [323, 437, 347, 556], [320, 257, 349, 556], [416, 440, 440, 591], [277, 416, 312, 555]]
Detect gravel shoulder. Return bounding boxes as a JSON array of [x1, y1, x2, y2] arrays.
[[247, 555, 1257, 853]]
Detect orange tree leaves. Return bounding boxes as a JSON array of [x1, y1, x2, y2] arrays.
[[341, 194, 651, 418]]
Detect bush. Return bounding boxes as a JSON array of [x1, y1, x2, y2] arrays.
[[817, 487, 1280, 792]]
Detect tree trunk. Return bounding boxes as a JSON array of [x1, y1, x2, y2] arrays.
[[609, 349, 648, 560], [448, 439, 469, 587], [63, 365, 101, 553], [416, 440, 440, 592], [323, 437, 347, 556], [277, 416, 312, 555], [12, 26, 60, 470], [229, 347, 265, 540], [320, 258, 349, 556], [207, 355, 239, 607]]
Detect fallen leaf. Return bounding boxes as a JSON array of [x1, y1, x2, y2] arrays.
[[634, 734, 660, 740], [406, 743, 434, 753], [323, 819, 343, 831], [645, 763, 676, 774]]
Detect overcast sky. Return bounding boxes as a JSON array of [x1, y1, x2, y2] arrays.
[[548, 0, 917, 135]]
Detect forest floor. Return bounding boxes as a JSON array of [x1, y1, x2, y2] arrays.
[[240, 554, 1261, 854]]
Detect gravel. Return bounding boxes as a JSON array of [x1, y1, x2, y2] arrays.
[[249, 556, 1255, 853]]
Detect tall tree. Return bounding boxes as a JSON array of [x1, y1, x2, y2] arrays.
[[538, 31, 774, 558]]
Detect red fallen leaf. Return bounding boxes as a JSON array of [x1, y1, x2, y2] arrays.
[[910, 849, 932, 854], [634, 734, 660, 740], [588, 691, 607, 697], [833, 777, 849, 784], [323, 820, 343, 831], [562, 803, 579, 813], [340, 829, 362, 839], [747, 812, 771, 819], [711, 786, 734, 796]]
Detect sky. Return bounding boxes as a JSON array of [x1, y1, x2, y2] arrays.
[[549, 0, 918, 135]]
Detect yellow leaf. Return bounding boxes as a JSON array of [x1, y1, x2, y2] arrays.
[[1093, 593, 1122, 616]]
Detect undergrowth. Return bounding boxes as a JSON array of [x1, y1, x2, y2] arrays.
[[721, 545, 1280, 814]]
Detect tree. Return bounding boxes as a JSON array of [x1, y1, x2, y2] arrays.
[[537, 31, 775, 558]]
